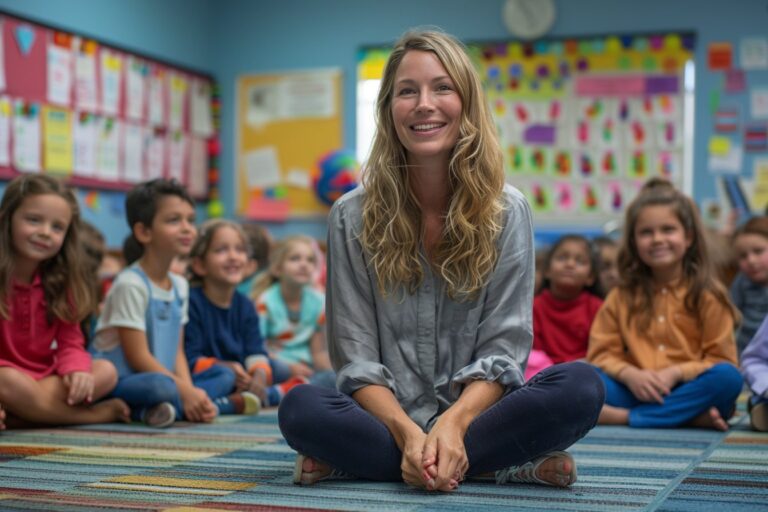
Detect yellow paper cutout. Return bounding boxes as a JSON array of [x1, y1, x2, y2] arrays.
[[43, 106, 73, 173], [708, 136, 731, 156]]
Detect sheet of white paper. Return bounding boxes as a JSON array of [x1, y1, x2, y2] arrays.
[[278, 73, 336, 119], [0, 21, 7, 92], [13, 104, 41, 172], [74, 47, 98, 111], [148, 72, 165, 126], [126, 57, 146, 121], [145, 131, 165, 177], [100, 50, 122, 116], [188, 137, 208, 197], [168, 72, 187, 130], [0, 97, 10, 165], [752, 88, 768, 119], [73, 114, 97, 177], [708, 145, 744, 174], [285, 168, 311, 189], [190, 78, 213, 136], [167, 132, 187, 183], [47, 44, 73, 106], [96, 117, 121, 180], [244, 146, 281, 189], [741, 38, 768, 70], [122, 122, 144, 182]]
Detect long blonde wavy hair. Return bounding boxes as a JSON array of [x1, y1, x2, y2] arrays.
[[361, 30, 505, 301]]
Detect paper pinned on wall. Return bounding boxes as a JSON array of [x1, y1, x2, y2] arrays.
[[74, 41, 98, 111], [285, 168, 312, 189], [708, 42, 733, 70], [708, 144, 743, 174], [709, 136, 731, 156], [73, 113, 97, 177], [190, 78, 213, 137], [244, 146, 281, 189], [13, 101, 41, 172], [279, 72, 336, 119], [752, 88, 768, 119], [188, 137, 208, 197], [96, 117, 120, 180], [145, 131, 165, 177], [148, 70, 165, 126], [168, 72, 188, 131], [126, 56, 147, 121], [100, 49, 122, 116], [246, 83, 278, 128], [740, 37, 768, 70], [167, 131, 187, 183], [751, 158, 768, 210], [724, 70, 746, 93], [122, 122, 144, 182], [47, 44, 72, 106], [245, 196, 290, 222], [0, 21, 7, 92], [0, 97, 10, 166], [42, 106, 73, 172]]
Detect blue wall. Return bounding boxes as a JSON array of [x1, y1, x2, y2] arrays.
[[0, 0, 766, 246]]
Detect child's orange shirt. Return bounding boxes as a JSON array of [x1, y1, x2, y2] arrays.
[[587, 281, 737, 382]]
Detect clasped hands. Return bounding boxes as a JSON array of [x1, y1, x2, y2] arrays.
[[400, 417, 468, 492], [619, 365, 683, 403]]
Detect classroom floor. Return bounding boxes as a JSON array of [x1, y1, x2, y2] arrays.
[[0, 402, 766, 511]]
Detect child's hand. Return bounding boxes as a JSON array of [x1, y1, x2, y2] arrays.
[[247, 369, 268, 405], [289, 362, 314, 378], [620, 366, 669, 403], [62, 372, 95, 405], [656, 366, 683, 391], [219, 361, 251, 391], [179, 384, 217, 423]]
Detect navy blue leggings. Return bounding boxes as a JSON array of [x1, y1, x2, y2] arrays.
[[278, 361, 605, 481], [596, 362, 743, 428]]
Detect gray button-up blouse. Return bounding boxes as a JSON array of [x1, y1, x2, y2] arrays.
[[326, 183, 534, 431]]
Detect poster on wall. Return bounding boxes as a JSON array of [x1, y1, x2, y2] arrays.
[[357, 32, 695, 228]]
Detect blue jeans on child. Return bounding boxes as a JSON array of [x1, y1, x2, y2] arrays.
[[272, 358, 336, 389], [278, 362, 604, 480], [594, 362, 743, 428], [112, 365, 234, 421]]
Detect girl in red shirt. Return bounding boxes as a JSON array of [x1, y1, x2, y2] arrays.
[[528, 235, 603, 379], [0, 174, 129, 428]]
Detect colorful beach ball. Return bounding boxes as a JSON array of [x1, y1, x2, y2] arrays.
[[314, 150, 359, 206]]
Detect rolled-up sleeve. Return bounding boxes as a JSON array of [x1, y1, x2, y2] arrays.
[[450, 187, 534, 395], [327, 196, 397, 395]]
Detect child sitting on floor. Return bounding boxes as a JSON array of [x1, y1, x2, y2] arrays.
[[0, 174, 128, 428], [588, 179, 742, 431], [185, 220, 307, 409], [730, 216, 768, 356], [91, 179, 220, 427], [252, 235, 335, 388], [528, 235, 603, 379]]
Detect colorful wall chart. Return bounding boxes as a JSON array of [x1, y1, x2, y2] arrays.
[[0, 11, 217, 200], [358, 32, 695, 228]]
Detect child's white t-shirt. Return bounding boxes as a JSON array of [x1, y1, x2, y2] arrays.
[[91, 265, 189, 353]]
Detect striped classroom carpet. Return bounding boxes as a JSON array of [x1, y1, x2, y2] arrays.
[[0, 407, 765, 511]]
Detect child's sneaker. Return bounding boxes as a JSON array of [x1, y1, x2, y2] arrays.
[[749, 399, 768, 432], [240, 391, 261, 415], [215, 391, 262, 415], [143, 402, 175, 428]]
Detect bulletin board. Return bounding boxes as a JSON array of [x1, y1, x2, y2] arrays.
[[0, 10, 218, 200], [357, 32, 695, 229], [235, 69, 342, 221]]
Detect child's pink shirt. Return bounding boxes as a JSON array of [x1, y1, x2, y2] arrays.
[[0, 274, 91, 379]]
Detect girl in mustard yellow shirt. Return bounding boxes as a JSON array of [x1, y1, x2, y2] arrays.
[[588, 179, 742, 430]]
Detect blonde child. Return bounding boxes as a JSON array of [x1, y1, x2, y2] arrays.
[[530, 235, 603, 378], [252, 235, 335, 388], [588, 179, 742, 430], [91, 179, 219, 427], [730, 216, 768, 355], [185, 220, 307, 410], [0, 174, 128, 427]]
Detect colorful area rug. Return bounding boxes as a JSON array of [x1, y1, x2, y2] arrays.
[[0, 407, 765, 511]]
